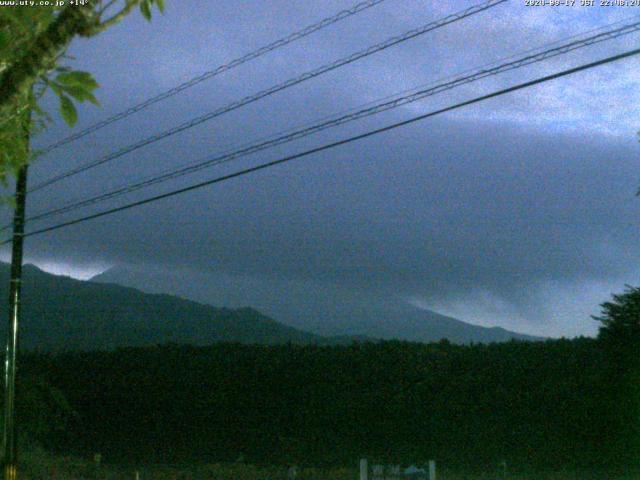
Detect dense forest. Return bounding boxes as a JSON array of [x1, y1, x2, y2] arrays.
[[3, 287, 636, 475], [12, 335, 637, 474]]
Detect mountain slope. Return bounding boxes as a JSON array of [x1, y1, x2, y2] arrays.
[[0, 263, 323, 351], [356, 302, 542, 343], [92, 265, 542, 343]]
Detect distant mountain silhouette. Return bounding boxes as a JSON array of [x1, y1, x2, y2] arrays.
[[0, 263, 540, 350], [0, 263, 328, 351], [92, 265, 542, 344], [354, 301, 543, 343]]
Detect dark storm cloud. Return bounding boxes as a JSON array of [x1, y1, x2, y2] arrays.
[[2, 0, 639, 336], [20, 119, 640, 333]]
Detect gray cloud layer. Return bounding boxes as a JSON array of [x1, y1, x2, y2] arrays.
[[3, 0, 639, 337]]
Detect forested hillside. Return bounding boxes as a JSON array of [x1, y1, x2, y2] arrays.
[[0, 264, 322, 349], [19, 337, 638, 473], [92, 265, 542, 343], [0, 263, 539, 348]]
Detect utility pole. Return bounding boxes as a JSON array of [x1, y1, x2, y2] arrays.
[[2, 113, 30, 480]]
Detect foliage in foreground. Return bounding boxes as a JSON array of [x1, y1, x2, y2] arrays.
[[7, 285, 640, 476], [14, 453, 640, 480], [17, 335, 638, 472], [0, 0, 164, 180]]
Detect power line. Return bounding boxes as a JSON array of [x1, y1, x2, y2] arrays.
[[35, 0, 390, 157], [29, 0, 507, 193], [22, 18, 640, 226], [12, 46, 640, 243]]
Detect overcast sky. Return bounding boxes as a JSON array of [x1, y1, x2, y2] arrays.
[[2, 0, 640, 337]]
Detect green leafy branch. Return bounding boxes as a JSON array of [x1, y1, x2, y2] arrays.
[[45, 70, 100, 127], [0, 0, 165, 178]]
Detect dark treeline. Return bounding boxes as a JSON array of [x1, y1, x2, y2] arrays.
[[16, 336, 639, 472]]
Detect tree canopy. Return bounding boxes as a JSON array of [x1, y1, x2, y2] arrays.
[[594, 285, 640, 349], [20, 337, 636, 472], [0, 0, 164, 181]]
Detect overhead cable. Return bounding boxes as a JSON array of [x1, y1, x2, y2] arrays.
[[23, 18, 640, 225], [13, 46, 640, 242], [29, 0, 507, 193], [36, 0, 391, 156]]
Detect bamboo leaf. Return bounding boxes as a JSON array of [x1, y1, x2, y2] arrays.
[[140, 0, 152, 21], [56, 71, 98, 91], [59, 95, 77, 127]]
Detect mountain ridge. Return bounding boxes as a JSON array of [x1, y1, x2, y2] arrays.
[[0, 263, 330, 350], [0, 263, 541, 349], [91, 265, 543, 343]]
